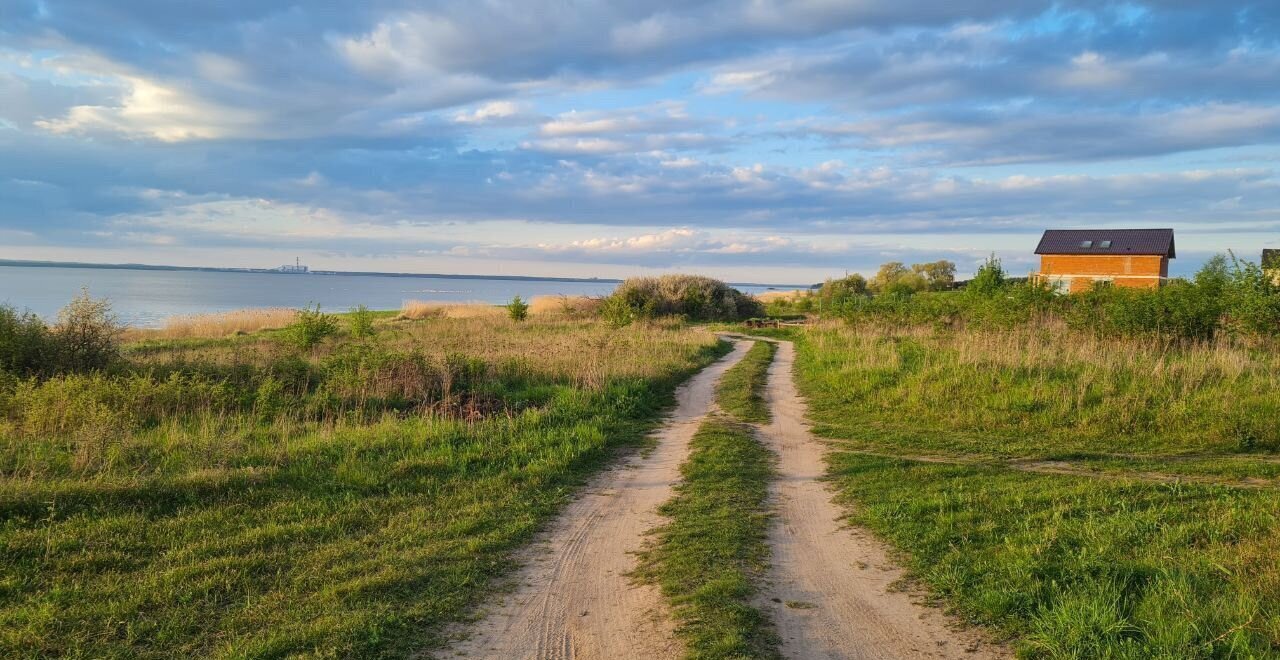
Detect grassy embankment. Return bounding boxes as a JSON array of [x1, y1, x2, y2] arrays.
[[0, 313, 726, 658], [756, 321, 1280, 657], [639, 339, 779, 659]]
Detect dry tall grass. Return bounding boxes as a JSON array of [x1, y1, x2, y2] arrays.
[[754, 289, 808, 303], [124, 308, 298, 341], [398, 300, 506, 320], [527, 295, 604, 317]]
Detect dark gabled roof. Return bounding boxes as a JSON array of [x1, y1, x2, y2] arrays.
[[1035, 229, 1175, 258], [1264, 249, 1280, 269]]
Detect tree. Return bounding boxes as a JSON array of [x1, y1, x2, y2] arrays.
[[348, 305, 376, 338], [53, 288, 122, 372], [912, 260, 957, 291], [507, 295, 530, 322], [870, 262, 910, 294], [966, 255, 1007, 297]]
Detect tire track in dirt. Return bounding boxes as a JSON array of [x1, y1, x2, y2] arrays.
[[753, 338, 1008, 659], [437, 339, 751, 660]]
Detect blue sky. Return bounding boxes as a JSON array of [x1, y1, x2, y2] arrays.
[[1, 0, 1278, 282]]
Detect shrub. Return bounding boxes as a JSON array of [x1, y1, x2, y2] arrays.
[[284, 304, 338, 350], [52, 289, 122, 373], [506, 295, 530, 322], [348, 305, 375, 338], [605, 275, 762, 322], [600, 293, 646, 328], [0, 305, 55, 376], [966, 255, 1007, 297], [1220, 254, 1280, 339]]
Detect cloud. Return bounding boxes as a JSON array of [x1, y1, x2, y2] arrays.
[[3, 0, 1280, 280], [792, 103, 1280, 164]]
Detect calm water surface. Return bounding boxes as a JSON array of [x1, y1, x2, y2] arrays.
[[0, 265, 785, 327]]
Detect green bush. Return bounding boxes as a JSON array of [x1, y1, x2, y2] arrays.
[[348, 305, 375, 338], [52, 289, 122, 373], [0, 305, 55, 377], [506, 295, 529, 322], [818, 253, 1280, 344], [284, 304, 338, 350], [605, 275, 762, 322]]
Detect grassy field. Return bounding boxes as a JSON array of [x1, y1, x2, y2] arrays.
[[755, 321, 1280, 657], [638, 339, 778, 659], [0, 314, 725, 658]]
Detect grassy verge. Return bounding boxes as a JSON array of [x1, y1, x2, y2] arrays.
[[0, 317, 727, 658], [776, 320, 1280, 656], [637, 417, 779, 659], [716, 340, 776, 423], [828, 454, 1280, 657]]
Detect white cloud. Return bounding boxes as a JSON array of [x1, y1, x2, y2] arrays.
[[20, 49, 259, 141], [453, 101, 524, 124]]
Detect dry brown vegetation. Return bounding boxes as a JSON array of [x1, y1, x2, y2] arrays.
[[122, 307, 298, 341], [397, 300, 506, 320], [527, 294, 604, 317], [753, 290, 807, 304]]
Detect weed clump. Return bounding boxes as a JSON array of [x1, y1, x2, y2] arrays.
[[348, 305, 376, 338], [284, 304, 338, 350]]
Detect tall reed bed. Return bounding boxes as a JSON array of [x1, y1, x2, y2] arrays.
[[123, 307, 299, 341], [397, 299, 505, 320]]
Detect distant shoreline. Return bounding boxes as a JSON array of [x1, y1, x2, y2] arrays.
[[0, 258, 808, 290]]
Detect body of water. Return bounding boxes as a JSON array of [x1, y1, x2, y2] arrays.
[[0, 265, 792, 327]]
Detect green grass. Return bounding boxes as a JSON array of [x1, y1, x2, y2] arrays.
[[716, 340, 776, 423], [828, 454, 1280, 658], [788, 323, 1280, 458], [0, 317, 727, 658], [637, 417, 779, 659], [768, 320, 1280, 657]]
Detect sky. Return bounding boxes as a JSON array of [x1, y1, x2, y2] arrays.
[[1, 0, 1278, 283]]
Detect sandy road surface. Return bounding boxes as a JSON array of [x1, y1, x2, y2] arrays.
[[755, 339, 1007, 660], [440, 339, 750, 660]]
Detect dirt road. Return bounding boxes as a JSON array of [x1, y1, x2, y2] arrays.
[[755, 339, 1007, 660], [441, 340, 750, 660]]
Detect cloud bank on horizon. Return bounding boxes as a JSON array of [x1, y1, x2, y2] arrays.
[[1, 0, 1278, 282]]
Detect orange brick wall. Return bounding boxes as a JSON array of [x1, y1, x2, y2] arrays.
[[1038, 255, 1168, 291]]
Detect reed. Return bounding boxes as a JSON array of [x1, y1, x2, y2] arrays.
[[397, 299, 506, 320], [124, 307, 298, 341], [526, 295, 603, 317]]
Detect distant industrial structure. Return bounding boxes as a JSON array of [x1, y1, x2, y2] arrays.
[[1032, 228, 1175, 293], [277, 257, 309, 274]]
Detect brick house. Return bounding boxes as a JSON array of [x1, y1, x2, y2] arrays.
[[1033, 229, 1175, 293]]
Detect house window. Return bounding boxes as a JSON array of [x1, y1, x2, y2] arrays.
[[1080, 240, 1093, 248], [1099, 240, 1112, 248]]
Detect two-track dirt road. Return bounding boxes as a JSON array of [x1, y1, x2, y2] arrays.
[[441, 336, 1005, 659], [753, 339, 1005, 659], [442, 340, 751, 659]]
